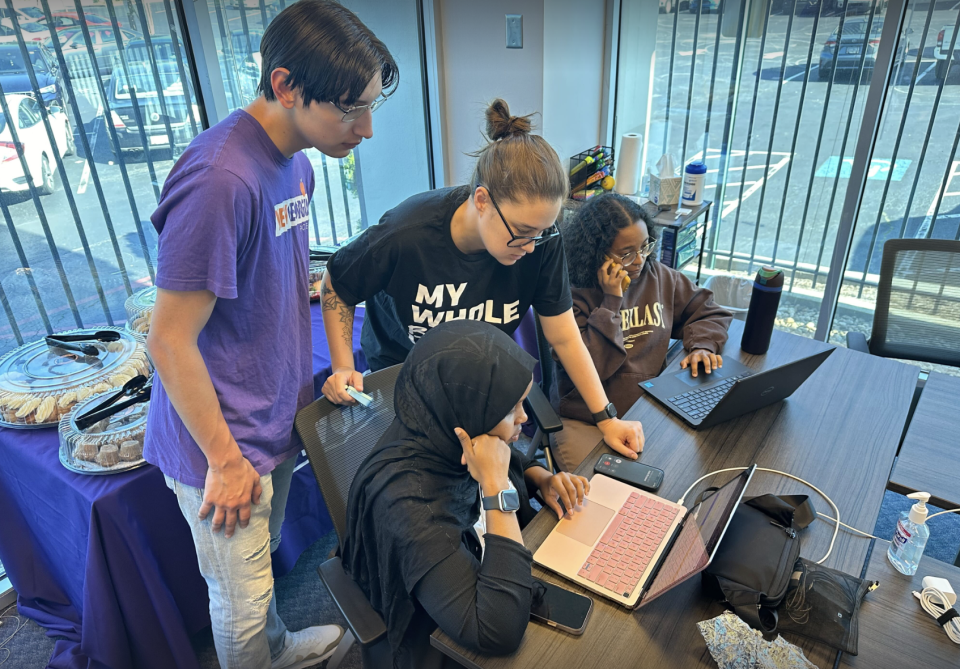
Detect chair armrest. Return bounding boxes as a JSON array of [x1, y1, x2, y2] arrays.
[[846, 331, 871, 354], [524, 383, 563, 434], [317, 557, 387, 647]]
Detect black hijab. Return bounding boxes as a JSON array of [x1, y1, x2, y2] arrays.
[[341, 320, 537, 652]]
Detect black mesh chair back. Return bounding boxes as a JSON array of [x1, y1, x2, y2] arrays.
[[871, 239, 960, 367], [294, 365, 402, 546]]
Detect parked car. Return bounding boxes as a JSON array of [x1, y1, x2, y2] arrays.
[[0, 19, 51, 43], [105, 57, 197, 153], [47, 12, 118, 30], [688, 0, 719, 13], [45, 26, 140, 79], [818, 19, 906, 81], [0, 43, 65, 108], [934, 25, 959, 82], [0, 93, 74, 196], [0, 7, 46, 24]]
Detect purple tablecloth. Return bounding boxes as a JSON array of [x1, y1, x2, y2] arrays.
[[0, 303, 535, 669], [0, 304, 367, 669]]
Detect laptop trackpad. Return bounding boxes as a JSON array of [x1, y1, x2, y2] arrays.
[[554, 498, 615, 546], [675, 366, 732, 388]]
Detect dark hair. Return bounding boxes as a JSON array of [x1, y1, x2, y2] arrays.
[[470, 99, 568, 204], [561, 193, 651, 289], [258, 0, 398, 106]]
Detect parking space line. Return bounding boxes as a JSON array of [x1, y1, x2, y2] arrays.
[[915, 62, 936, 84], [786, 64, 817, 82]]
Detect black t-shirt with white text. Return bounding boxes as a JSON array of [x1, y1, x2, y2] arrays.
[[327, 186, 572, 370]]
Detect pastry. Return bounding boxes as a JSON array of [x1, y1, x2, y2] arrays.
[[96, 443, 120, 467], [119, 440, 142, 462], [76, 386, 93, 402], [15, 397, 41, 422], [73, 440, 99, 462], [35, 396, 56, 423]]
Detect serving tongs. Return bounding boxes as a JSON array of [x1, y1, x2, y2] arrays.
[[75, 374, 152, 430], [45, 330, 121, 357]]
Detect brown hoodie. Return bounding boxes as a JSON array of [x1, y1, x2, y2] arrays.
[[553, 261, 733, 424]]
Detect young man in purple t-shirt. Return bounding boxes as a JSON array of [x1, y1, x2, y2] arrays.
[[144, 2, 397, 667]]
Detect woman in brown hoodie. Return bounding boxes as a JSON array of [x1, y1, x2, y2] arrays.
[[551, 193, 733, 471]]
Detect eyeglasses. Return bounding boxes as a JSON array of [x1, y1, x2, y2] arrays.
[[611, 237, 658, 266], [329, 97, 387, 122], [481, 185, 560, 248]]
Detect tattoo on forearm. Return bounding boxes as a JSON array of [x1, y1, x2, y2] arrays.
[[338, 303, 352, 347], [320, 281, 339, 312], [320, 281, 354, 348]]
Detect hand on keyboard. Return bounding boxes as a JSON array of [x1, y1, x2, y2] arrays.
[[680, 349, 723, 378]]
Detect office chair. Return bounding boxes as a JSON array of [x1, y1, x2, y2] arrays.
[[847, 239, 960, 438], [847, 239, 960, 368], [295, 360, 563, 667], [294, 365, 402, 669], [524, 310, 563, 472]]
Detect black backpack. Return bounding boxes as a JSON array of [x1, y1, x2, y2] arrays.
[[701, 493, 815, 634]]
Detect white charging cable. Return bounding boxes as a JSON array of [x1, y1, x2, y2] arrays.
[[677, 466, 842, 564], [913, 586, 960, 645]]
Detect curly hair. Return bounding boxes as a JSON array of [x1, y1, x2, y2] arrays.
[[561, 193, 652, 290]]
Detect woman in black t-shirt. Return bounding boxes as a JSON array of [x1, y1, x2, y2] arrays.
[[320, 98, 645, 459]]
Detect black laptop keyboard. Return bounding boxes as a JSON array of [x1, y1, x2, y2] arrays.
[[667, 372, 752, 419]]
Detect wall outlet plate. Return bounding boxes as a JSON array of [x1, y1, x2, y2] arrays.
[[506, 14, 522, 49]]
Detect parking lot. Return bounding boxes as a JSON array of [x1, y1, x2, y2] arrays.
[[0, 1, 357, 353], [3, 2, 960, 354], [647, 3, 960, 286]]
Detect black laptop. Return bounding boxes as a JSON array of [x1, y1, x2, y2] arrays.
[[641, 348, 834, 429]]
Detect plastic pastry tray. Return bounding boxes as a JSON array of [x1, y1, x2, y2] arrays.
[[0, 327, 151, 429]]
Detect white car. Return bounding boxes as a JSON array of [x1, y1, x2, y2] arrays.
[[935, 26, 959, 82], [0, 94, 74, 195]]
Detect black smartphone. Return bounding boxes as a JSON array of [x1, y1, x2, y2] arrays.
[[529, 579, 593, 635], [594, 454, 664, 492]]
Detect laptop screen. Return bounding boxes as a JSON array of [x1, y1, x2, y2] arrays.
[[640, 466, 754, 605]]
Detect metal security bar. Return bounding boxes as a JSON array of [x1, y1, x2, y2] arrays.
[[635, 0, 959, 344], [0, 0, 361, 356], [201, 0, 361, 244]]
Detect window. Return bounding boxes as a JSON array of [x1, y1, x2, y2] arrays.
[[616, 0, 890, 339], [0, 1, 201, 356], [17, 98, 40, 129]]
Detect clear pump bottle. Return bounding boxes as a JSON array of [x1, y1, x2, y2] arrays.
[[887, 492, 931, 576]]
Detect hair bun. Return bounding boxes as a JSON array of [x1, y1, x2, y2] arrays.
[[485, 98, 533, 141]]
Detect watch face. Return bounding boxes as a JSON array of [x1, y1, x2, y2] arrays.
[[501, 489, 521, 512]]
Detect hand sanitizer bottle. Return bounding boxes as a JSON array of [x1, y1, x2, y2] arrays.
[[887, 492, 931, 576]]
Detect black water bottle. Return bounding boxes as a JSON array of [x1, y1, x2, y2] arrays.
[[741, 266, 783, 355]]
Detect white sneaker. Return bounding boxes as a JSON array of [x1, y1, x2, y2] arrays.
[[271, 624, 345, 669]]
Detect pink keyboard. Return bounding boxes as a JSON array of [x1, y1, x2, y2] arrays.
[[577, 492, 679, 598]]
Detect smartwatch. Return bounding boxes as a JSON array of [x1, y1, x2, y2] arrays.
[[481, 489, 520, 513], [591, 402, 617, 424]]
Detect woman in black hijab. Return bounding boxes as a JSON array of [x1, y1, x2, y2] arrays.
[[342, 320, 591, 667]]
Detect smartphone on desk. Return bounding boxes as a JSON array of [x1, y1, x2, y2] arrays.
[[595, 454, 663, 493], [529, 579, 593, 635]]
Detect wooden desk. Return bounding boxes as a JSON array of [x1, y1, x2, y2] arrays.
[[432, 321, 918, 669], [889, 372, 960, 510], [840, 548, 960, 668]]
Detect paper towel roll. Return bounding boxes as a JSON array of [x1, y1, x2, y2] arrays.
[[615, 133, 643, 195]]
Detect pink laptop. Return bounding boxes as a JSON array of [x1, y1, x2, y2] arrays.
[[533, 465, 755, 608]]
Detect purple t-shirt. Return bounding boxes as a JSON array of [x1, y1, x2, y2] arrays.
[[144, 109, 315, 487]]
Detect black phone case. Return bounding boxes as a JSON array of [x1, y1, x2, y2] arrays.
[[594, 454, 663, 492]]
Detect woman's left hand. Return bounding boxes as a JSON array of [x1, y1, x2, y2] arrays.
[[539, 471, 591, 520]]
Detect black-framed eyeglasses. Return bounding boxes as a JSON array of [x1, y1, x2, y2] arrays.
[[329, 97, 387, 122], [481, 185, 560, 248], [611, 237, 658, 266]]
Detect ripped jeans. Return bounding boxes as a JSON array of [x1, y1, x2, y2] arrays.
[[164, 455, 297, 669]]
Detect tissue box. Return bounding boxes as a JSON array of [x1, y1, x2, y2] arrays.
[[649, 173, 682, 206]]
